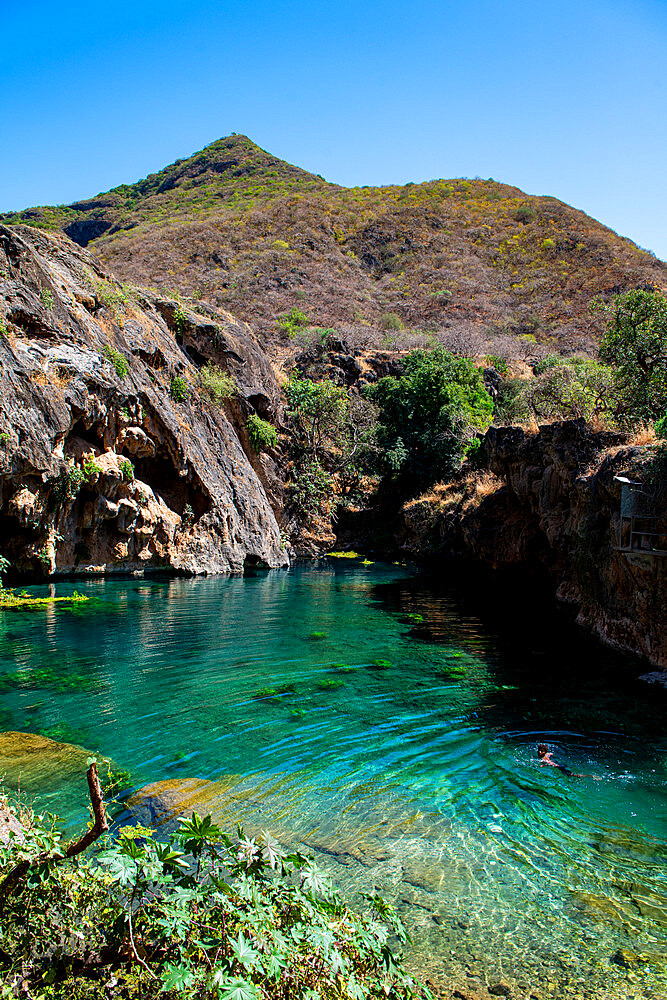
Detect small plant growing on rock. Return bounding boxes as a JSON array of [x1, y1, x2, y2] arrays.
[[173, 304, 188, 334], [246, 413, 277, 451], [170, 374, 190, 402], [119, 458, 135, 482], [95, 280, 129, 310], [181, 503, 194, 529], [40, 288, 54, 310], [197, 362, 236, 405], [82, 455, 102, 480], [103, 344, 129, 379]]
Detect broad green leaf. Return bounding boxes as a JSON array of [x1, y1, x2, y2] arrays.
[[160, 963, 195, 993]]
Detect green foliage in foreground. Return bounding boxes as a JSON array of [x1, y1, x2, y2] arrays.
[[0, 807, 429, 1000], [367, 346, 493, 487]]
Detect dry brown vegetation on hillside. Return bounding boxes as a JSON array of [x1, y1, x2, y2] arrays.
[[3, 134, 665, 359]]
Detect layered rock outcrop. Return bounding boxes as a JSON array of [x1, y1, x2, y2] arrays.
[[399, 420, 666, 667], [0, 225, 288, 577]]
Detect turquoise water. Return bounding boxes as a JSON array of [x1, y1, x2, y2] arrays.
[[0, 562, 666, 998]]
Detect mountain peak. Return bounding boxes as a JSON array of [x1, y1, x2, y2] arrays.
[[106, 133, 328, 204]]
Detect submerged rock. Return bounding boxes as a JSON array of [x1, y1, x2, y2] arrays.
[[0, 730, 106, 791]]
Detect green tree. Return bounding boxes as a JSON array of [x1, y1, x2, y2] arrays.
[[285, 374, 350, 459], [599, 289, 667, 424], [367, 346, 493, 487], [495, 355, 620, 426]]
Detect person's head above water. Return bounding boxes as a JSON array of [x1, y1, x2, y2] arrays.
[[537, 743, 549, 756]]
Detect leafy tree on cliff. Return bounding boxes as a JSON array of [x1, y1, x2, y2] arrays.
[[367, 346, 493, 488], [598, 288, 667, 424], [284, 374, 378, 518]]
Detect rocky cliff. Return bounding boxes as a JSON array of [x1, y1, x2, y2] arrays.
[[398, 420, 667, 668], [0, 225, 288, 578]]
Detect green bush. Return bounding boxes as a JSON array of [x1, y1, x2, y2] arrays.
[[0, 802, 427, 1000], [246, 414, 278, 452], [379, 312, 404, 332], [485, 354, 508, 376], [514, 205, 536, 224], [598, 288, 667, 424], [495, 355, 621, 426], [367, 345, 493, 487], [40, 289, 54, 310], [170, 374, 190, 402], [174, 305, 188, 334], [95, 280, 129, 311], [285, 375, 349, 456], [276, 307, 310, 337], [288, 457, 333, 519], [103, 344, 129, 380], [119, 458, 135, 482], [198, 363, 236, 405]]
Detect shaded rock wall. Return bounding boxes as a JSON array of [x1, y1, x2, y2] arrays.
[[0, 225, 288, 577], [398, 420, 666, 667]]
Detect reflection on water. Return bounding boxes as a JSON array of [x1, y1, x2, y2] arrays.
[[0, 562, 665, 998]]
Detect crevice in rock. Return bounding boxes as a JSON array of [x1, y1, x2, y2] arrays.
[[132, 454, 211, 520], [64, 419, 104, 452], [7, 307, 53, 339]]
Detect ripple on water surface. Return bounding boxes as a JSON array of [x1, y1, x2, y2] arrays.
[[0, 563, 666, 998]]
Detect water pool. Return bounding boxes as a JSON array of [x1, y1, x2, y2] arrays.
[[0, 562, 665, 998]]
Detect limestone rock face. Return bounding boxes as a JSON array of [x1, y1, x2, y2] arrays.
[[399, 420, 666, 667], [0, 225, 288, 578]]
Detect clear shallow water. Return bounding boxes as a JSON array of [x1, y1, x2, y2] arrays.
[[0, 562, 666, 998]]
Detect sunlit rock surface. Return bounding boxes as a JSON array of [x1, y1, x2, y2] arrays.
[[0, 225, 288, 577]]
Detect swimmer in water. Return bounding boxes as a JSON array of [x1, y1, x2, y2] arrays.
[[537, 743, 574, 776]]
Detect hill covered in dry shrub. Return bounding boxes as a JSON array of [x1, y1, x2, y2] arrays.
[[4, 134, 666, 358]]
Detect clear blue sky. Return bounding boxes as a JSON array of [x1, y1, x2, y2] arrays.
[[1, 0, 666, 259]]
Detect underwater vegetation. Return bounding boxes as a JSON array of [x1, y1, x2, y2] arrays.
[[328, 663, 358, 673], [0, 590, 90, 610], [316, 678, 344, 691], [307, 631, 328, 640], [0, 664, 102, 694], [369, 659, 392, 670], [252, 683, 297, 700]]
